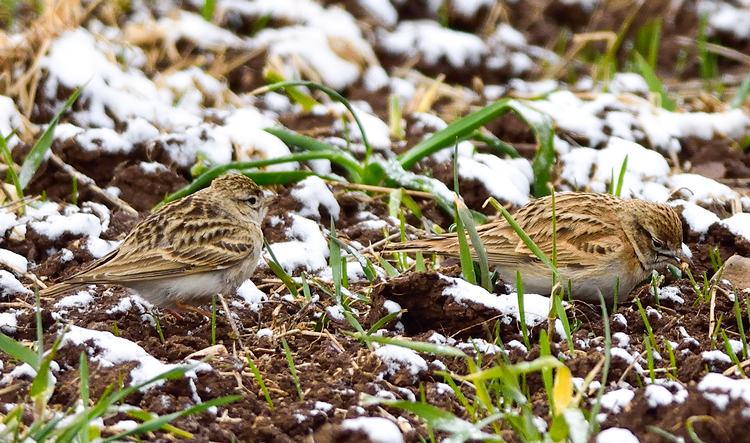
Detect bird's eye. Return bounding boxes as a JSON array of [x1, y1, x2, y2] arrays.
[[247, 197, 257, 205], [652, 238, 664, 249]]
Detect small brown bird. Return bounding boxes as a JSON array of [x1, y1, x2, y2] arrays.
[[41, 174, 271, 314], [386, 193, 687, 302]]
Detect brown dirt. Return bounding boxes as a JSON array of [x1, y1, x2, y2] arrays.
[[2, 1, 750, 442], [3, 144, 750, 441]]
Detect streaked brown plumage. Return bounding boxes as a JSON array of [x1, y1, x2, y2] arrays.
[[386, 193, 687, 301], [40, 174, 271, 313]]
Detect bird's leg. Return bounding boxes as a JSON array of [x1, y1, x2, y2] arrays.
[[175, 301, 213, 318], [164, 309, 185, 321]]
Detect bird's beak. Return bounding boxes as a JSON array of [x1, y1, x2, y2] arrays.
[[262, 191, 277, 208], [675, 243, 694, 269], [660, 244, 692, 272]]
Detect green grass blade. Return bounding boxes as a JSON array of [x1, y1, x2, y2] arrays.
[[350, 333, 467, 357], [397, 210, 407, 271], [552, 291, 576, 357], [376, 158, 455, 217], [388, 188, 424, 225], [454, 200, 476, 285], [388, 94, 404, 139], [388, 188, 402, 218], [453, 142, 460, 193], [613, 277, 620, 311], [460, 356, 564, 380], [342, 310, 370, 347], [360, 395, 506, 443], [264, 238, 300, 297], [77, 351, 91, 443], [367, 309, 406, 335], [329, 217, 343, 303], [301, 273, 312, 302], [633, 52, 675, 111], [644, 333, 656, 383], [538, 330, 555, 413], [415, 251, 425, 272], [587, 291, 612, 434], [734, 295, 748, 360], [124, 409, 192, 438], [455, 195, 491, 291], [731, 71, 750, 108], [377, 254, 400, 277], [263, 72, 318, 111], [264, 127, 364, 180], [28, 413, 68, 442], [259, 80, 372, 158], [697, 13, 717, 85], [330, 236, 377, 283], [664, 339, 678, 379], [397, 100, 553, 198], [245, 353, 274, 409], [103, 395, 242, 442], [281, 338, 304, 401], [486, 197, 560, 281], [0, 331, 40, 369], [160, 151, 352, 207], [720, 329, 745, 377], [19, 84, 85, 189], [397, 100, 509, 170], [470, 130, 520, 158], [0, 131, 22, 200], [646, 19, 662, 68], [635, 296, 659, 351], [398, 99, 520, 170], [516, 271, 530, 350], [646, 425, 685, 442], [201, 0, 215, 21], [79, 351, 90, 406], [613, 154, 628, 197], [399, 192, 424, 219]]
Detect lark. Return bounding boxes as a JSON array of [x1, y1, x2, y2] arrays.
[[40, 174, 271, 314], [387, 193, 687, 302]]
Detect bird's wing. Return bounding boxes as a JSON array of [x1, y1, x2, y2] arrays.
[[384, 193, 633, 270], [39, 248, 121, 297], [65, 221, 260, 284], [507, 204, 629, 269]]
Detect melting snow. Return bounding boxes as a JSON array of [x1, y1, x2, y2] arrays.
[[341, 417, 404, 443], [374, 344, 428, 382], [291, 176, 341, 221], [380, 20, 487, 67], [599, 389, 635, 413], [236, 280, 268, 312], [440, 275, 550, 328], [0, 249, 28, 273], [720, 213, 750, 241], [61, 325, 211, 392], [265, 214, 329, 273]]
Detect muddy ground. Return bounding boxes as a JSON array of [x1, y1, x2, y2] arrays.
[[5, 124, 750, 442]]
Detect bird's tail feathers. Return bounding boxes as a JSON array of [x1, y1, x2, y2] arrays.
[[381, 236, 458, 256], [39, 282, 86, 298]]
